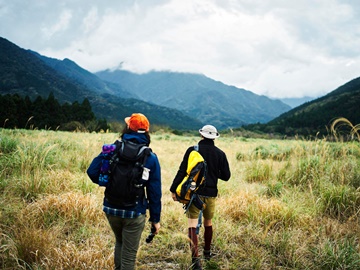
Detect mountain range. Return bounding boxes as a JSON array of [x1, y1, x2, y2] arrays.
[[0, 36, 291, 130], [1, 36, 359, 134], [95, 70, 291, 129], [0, 37, 202, 130]]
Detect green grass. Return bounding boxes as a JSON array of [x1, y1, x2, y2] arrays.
[[1, 128, 359, 269]]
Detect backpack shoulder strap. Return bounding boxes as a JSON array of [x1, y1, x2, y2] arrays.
[[109, 140, 122, 163], [117, 140, 148, 160], [193, 144, 207, 184], [142, 147, 152, 167], [194, 145, 199, 152]]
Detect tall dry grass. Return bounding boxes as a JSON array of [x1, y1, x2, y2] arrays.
[[1, 128, 359, 269]]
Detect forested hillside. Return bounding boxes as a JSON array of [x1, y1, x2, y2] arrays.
[[243, 76, 360, 137], [0, 93, 108, 131], [0, 37, 203, 131]]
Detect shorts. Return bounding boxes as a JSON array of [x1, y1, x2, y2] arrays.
[[186, 196, 216, 220]]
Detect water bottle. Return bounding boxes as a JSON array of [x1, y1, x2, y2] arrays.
[[190, 181, 196, 191], [98, 143, 116, 187], [99, 174, 109, 186], [99, 159, 110, 186], [102, 144, 116, 154]]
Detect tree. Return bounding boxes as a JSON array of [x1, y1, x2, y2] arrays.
[[0, 93, 104, 132], [45, 92, 65, 129], [80, 98, 95, 122], [31, 96, 46, 129], [0, 94, 17, 128]]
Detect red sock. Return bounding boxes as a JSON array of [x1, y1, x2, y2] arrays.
[[204, 225, 213, 251], [188, 227, 198, 257]]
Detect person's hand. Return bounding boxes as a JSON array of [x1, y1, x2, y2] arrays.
[[171, 192, 178, 201], [152, 222, 161, 234]]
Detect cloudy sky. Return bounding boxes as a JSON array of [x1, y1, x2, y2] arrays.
[[1, 0, 359, 99]]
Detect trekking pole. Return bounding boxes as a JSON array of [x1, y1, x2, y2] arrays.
[[196, 210, 203, 235]]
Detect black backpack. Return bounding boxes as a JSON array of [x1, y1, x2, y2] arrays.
[[104, 140, 151, 208]]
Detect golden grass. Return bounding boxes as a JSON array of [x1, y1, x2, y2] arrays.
[[331, 117, 360, 141], [1, 129, 360, 269]]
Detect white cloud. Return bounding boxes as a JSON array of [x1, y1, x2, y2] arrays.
[[1, 0, 360, 98], [41, 9, 72, 40], [82, 7, 99, 34]]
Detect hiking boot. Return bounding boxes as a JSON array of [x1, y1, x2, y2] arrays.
[[191, 257, 202, 270], [203, 249, 213, 261]]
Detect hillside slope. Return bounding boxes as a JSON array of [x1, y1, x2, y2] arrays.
[[0, 37, 203, 130], [249, 76, 360, 136], [96, 70, 291, 129], [0, 38, 89, 103], [31, 52, 137, 99]]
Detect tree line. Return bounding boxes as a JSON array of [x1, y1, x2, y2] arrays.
[[0, 93, 109, 132]]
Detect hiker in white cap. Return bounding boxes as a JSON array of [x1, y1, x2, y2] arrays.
[[170, 124, 231, 270]]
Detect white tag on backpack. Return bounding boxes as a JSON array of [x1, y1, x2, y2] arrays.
[[142, 167, 150, 180]]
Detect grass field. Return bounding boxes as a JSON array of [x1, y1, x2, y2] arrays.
[[1, 128, 360, 269]]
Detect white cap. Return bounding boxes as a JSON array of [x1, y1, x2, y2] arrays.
[[199, 125, 220, 139]]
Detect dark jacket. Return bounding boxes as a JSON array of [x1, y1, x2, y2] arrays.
[[87, 133, 162, 223], [170, 138, 230, 197]]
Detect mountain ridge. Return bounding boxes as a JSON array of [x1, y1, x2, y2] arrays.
[[245, 76, 360, 136], [95, 69, 291, 129], [0, 37, 202, 130], [3, 35, 357, 135]]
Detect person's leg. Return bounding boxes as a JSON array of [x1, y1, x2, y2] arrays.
[[203, 219, 213, 260], [121, 214, 146, 270], [187, 206, 202, 269], [202, 197, 216, 260], [106, 214, 146, 270], [106, 214, 125, 270], [188, 218, 199, 257]]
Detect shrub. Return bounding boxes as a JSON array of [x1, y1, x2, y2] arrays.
[[311, 237, 360, 269], [244, 161, 271, 183], [253, 144, 292, 161], [0, 134, 18, 154], [289, 156, 322, 189], [319, 185, 360, 221], [263, 181, 284, 198]]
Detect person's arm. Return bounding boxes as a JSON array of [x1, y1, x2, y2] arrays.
[[86, 153, 103, 184], [152, 222, 161, 234], [146, 153, 162, 224], [219, 152, 231, 181], [171, 192, 178, 201]]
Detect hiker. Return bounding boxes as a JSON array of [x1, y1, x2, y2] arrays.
[[87, 113, 162, 270], [170, 125, 231, 270]]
